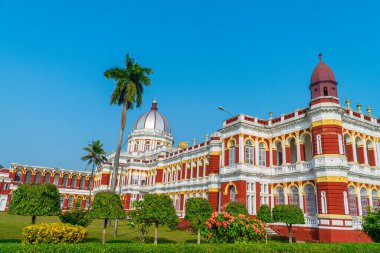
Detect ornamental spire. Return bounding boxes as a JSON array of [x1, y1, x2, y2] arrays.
[[151, 98, 158, 111], [318, 52, 323, 62]]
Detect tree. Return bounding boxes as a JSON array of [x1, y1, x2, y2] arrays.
[[127, 200, 150, 243], [139, 194, 179, 244], [184, 198, 213, 244], [257, 204, 272, 244], [8, 183, 60, 224], [0, 164, 4, 169], [224, 202, 249, 216], [104, 54, 153, 192], [88, 191, 126, 244], [362, 209, 380, 242], [272, 204, 305, 243], [81, 140, 107, 203]]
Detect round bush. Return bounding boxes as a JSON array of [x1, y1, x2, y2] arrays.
[[201, 212, 265, 243], [60, 209, 92, 227], [22, 223, 88, 244]]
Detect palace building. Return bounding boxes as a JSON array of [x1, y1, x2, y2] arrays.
[[1, 55, 379, 242]]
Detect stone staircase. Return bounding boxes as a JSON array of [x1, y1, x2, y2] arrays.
[[265, 226, 280, 238]]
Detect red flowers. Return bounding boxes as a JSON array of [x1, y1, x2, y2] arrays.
[[200, 211, 265, 243]]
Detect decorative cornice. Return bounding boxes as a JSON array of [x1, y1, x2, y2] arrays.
[[316, 176, 348, 183]]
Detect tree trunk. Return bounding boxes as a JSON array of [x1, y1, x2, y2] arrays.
[[89, 163, 94, 207], [110, 101, 128, 192], [31, 215, 36, 224], [287, 224, 292, 244], [197, 228, 201, 244], [114, 167, 124, 237], [154, 222, 158, 245], [114, 219, 118, 238], [103, 219, 108, 244], [265, 230, 268, 244]]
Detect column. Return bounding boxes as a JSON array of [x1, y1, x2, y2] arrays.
[[239, 134, 244, 163], [296, 136, 301, 162], [374, 142, 379, 166], [298, 184, 304, 211], [255, 139, 259, 166], [270, 185, 274, 209], [352, 139, 358, 162], [357, 190, 363, 216], [269, 141, 273, 166], [282, 139, 286, 165], [284, 186, 288, 204], [221, 141, 225, 166], [363, 141, 368, 165]]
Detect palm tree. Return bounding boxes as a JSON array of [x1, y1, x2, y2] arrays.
[[81, 140, 108, 205], [104, 54, 152, 192]]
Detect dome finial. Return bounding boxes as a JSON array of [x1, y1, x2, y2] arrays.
[[151, 98, 158, 111], [318, 52, 323, 62]]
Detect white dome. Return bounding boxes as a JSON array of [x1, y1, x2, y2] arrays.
[[132, 100, 171, 133]]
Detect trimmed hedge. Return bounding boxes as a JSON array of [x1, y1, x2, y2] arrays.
[[22, 223, 88, 244], [0, 243, 379, 253]]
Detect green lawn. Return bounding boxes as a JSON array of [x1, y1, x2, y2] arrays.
[[0, 212, 198, 244]]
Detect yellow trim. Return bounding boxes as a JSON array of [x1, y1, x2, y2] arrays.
[[313, 154, 346, 158], [224, 182, 239, 195], [312, 119, 342, 127], [316, 176, 348, 183], [210, 151, 221, 156], [318, 214, 351, 219], [208, 188, 219, 193]]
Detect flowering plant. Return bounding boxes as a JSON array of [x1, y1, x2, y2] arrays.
[[201, 212, 265, 243]]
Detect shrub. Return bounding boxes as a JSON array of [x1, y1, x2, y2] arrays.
[[60, 209, 92, 227], [138, 194, 179, 244], [88, 191, 126, 244], [184, 198, 213, 244], [257, 204, 272, 223], [224, 202, 249, 216], [362, 209, 380, 242], [201, 212, 265, 243], [8, 183, 61, 224], [272, 204, 305, 243], [22, 223, 87, 244]]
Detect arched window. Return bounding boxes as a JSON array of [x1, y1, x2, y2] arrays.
[[230, 186, 236, 203], [60, 195, 65, 208], [44, 173, 51, 184], [323, 87, 328, 96], [140, 174, 146, 185], [145, 142, 150, 151], [289, 138, 297, 164], [343, 191, 349, 214], [259, 143, 266, 166], [276, 142, 282, 166], [68, 196, 74, 209], [303, 134, 313, 162], [348, 186, 358, 216], [355, 137, 364, 164], [71, 175, 77, 188], [35, 172, 41, 184], [25, 171, 32, 183], [245, 140, 254, 164], [229, 140, 236, 165], [85, 197, 90, 209], [53, 174, 60, 186], [321, 191, 327, 214], [316, 135, 322, 155], [275, 187, 285, 205], [132, 174, 138, 185], [134, 141, 139, 152], [361, 188, 368, 216], [76, 196, 83, 208], [304, 185, 317, 215], [372, 190, 378, 211], [88, 178, 93, 190], [14, 171, 22, 182], [338, 134, 344, 155], [79, 177, 85, 189], [62, 175, 69, 187], [289, 186, 299, 206]]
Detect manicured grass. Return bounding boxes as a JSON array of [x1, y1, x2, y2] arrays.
[[0, 212, 199, 244]]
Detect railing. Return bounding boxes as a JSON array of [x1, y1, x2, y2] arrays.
[[352, 216, 362, 229], [304, 216, 318, 226]]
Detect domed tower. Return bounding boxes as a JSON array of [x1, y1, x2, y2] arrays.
[[127, 99, 173, 154], [310, 53, 339, 106]]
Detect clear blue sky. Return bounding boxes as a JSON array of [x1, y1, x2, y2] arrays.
[[1, 1, 380, 170]]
